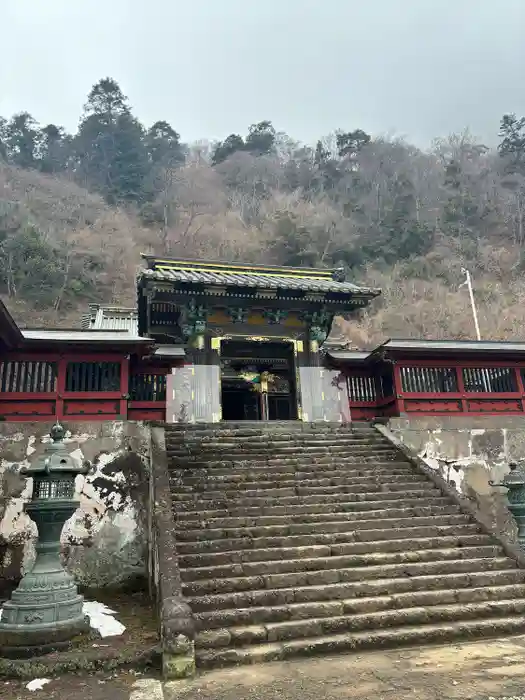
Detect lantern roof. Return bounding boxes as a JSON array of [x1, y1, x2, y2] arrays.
[[501, 462, 525, 486], [23, 424, 88, 476]]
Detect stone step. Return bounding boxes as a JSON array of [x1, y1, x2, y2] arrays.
[[181, 544, 503, 583], [177, 533, 495, 569], [195, 613, 525, 668], [164, 425, 375, 437], [169, 457, 407, 471], [173, 462, 415, 477], [188, 568, 525, 613], [175, 523, 482, 555], [183, 557, 512, 597], [172, 487, 447, 510], [167, 440, 395, 450], [172, 481, 436, 502], [194, 582, 525, 629], [196, 598, 525, 649], [167, 446, 397, 458], [176, 514, 471, 544], [175, 496, 455, 521], [165, 436, 391, 448], [176, 504, 461, 529], [174, 473, 425, 492]]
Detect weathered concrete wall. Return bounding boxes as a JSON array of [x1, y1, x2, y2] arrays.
[[0, 421, 151, 593], [388, 415, 525, 540]]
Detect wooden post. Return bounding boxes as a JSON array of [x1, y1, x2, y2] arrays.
[[456, 365, 468, 414], [393, 363, 404, 414], [56, 357, 66, 421], [515, 365, 525, 413], [120, 355, 129, 419]]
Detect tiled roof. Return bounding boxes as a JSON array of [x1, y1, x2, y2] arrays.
[[380, 339, 525, 354], [327, 350, 372, 362], [22, 330, 148, 343], [140, 260, 380, 297], [81, 305, 138, 334]]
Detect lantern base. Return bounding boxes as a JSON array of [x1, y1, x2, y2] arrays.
[[0, 615, 90, 658]]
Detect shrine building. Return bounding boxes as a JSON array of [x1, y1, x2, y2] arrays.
[[2, 254, 525, 423]]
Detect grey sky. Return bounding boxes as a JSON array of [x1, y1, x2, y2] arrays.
[[2, 0, 525, 148]]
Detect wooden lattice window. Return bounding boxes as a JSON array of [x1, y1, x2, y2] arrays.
[[65, 362, 121, 392], [347, 375, 376, 401], [129, 373, 167, 401], [400, 366, 458, 393], [0, 361, 57, 393], [462, 367, 517, 393]]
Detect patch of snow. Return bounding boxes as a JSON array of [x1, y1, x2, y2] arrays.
[[83, 601, 126, 637], [26, 679, 51, 692]]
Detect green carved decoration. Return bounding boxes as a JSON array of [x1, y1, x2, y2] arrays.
[[0, 424, 90, 655], [180, 299, 208, 340], [301, 308, 334, 348], [309, 325, 328, 343], [263, 309, 288, 325], [228, 307, 249, 324]]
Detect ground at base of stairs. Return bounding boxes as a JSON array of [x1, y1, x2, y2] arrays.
[[2, 671, 148, 700], [165, 635, 525, 700]]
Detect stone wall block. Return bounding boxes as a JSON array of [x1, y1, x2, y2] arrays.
[[0, 421, 151, 591]]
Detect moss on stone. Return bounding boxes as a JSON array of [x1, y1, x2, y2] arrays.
[[163, 650, 196, 679]]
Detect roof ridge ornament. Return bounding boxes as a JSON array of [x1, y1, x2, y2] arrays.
[[50, 422, 65, 442]]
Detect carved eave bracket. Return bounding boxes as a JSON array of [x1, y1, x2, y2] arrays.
[[263, 309, 288, 325], [301, 308, 336, 353], [227, 307, 249, 324], [180, 298, 209, 349]]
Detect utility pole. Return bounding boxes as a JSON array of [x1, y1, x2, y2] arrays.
[[460, 267, 481, 341]]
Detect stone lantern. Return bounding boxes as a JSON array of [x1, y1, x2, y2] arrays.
[[0, 424, 90, 655], [490, 461, 525, 548]]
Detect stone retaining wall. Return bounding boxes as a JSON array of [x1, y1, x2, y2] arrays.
[[0, 421, 150, 593], [387, 415, 525, 540]]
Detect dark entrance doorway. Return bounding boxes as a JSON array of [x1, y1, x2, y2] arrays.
[[220, 340, 297, 421]]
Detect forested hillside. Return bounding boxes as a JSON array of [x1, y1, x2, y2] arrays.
[[2, 78, 525, 345]]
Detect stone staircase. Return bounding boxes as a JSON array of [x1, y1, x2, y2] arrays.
[[165, 422, 525, 669]]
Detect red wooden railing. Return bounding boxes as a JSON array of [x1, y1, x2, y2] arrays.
[[393, 360, 525, 415], [342, 359, 525, 418], [2, 351, 525, 422], [128, 367, 168, 421], [345, 370, 396, 420], [0, 354, 131, 421]]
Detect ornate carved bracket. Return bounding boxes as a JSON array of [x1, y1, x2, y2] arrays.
[[263, 309, 288, 325], [227, 307, 249, 324], [180, 299, 208, 347], [301, 308, 335, 351]]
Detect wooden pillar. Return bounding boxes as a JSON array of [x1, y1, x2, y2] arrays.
[[120, 355, 129, 419], [56, 357, 66, 421], [393, 362, 404, 415], [294, 339, 306, 421], [209, 337, 222, 422], [302, 334, 325, 422], [373, 367, 383, 418], [515, 366, 525, 413], [456, 365, 468, 414]]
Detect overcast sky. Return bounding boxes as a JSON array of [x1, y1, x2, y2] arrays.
[[2, 0, 525, 148]]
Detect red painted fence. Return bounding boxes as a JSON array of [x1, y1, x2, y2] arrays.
[[0, 353, 167, 422], [2, 350, 525, 422], [392, 360, 525, 415]]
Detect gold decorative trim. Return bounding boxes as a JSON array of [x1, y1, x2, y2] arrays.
[[151, 259, 334, 280]]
